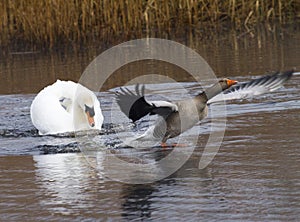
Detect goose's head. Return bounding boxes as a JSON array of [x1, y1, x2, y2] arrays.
[[218, 78, 238, 90], [203, 78, 238, 100], [76, 91, 96, 128]]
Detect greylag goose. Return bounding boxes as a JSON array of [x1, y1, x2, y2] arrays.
[[116, 70, 294, 146]]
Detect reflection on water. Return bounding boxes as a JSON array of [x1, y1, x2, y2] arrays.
[[1, 131, 299, 221], [34, 154, 103, 216], [0, 25, 300, 221], [0, 24, 299, 94]]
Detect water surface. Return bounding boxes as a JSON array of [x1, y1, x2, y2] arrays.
[[0, 26, 300, 221]]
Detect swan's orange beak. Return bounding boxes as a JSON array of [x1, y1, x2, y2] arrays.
[[227, 79, 238, 87], [86, 111, 95, 127]]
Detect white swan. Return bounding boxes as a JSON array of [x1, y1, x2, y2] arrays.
[[30, 80, 103, 135]]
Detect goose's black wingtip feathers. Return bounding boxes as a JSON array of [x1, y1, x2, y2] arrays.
[[115, 84, 155, 122], [116, 84, 178, 122]]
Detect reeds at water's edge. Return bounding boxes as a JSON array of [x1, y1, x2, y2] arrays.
[[0, 0, 298, 49]]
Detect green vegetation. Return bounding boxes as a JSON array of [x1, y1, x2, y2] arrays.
[[0, 0, 298, 49]]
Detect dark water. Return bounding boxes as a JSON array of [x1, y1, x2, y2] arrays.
[[0, 25, 300, 221]]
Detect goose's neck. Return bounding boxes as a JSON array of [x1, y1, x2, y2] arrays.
[[197, 82, 224, 101]]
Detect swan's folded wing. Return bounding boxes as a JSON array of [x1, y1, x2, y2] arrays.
[[116, 84, 177, 122], [208, 70, 294, 104]]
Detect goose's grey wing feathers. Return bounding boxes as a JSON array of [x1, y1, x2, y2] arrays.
[[208, 70, 294, 104]]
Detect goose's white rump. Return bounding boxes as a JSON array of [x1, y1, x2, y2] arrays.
[[30, 80, 103, 135]]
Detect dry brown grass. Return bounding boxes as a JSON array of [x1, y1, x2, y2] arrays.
[[0, 0, 297, 49]]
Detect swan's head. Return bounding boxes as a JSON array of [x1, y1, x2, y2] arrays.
[[76, 90, 96, 128], [84, 104, 95, 127]]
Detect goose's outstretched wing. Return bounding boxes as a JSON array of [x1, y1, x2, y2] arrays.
[[116, 84, 178, 122], [208, 70, 294, 104]]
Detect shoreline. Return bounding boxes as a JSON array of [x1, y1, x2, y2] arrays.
[[0, 0, 298, 51], [1, 21, 299, 54]]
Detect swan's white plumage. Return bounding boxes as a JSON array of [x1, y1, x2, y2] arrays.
[[30, 80, 103, 135]]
